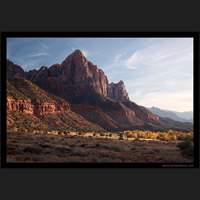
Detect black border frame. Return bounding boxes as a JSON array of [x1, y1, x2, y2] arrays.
[[1, 32, 199, 168]]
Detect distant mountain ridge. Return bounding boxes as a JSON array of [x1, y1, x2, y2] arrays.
[[174, 111, 193, 121], [6, 50, 193, 132], [148, 107, 193, 123]]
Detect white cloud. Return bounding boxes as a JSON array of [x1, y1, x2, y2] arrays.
[[26, 52, 49, 58], [126, 51, 144, 69], [125, 38, 193, 70], [105, 53, 126, 71]]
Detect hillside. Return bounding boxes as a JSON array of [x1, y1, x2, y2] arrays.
[[149, 107, 193, 123], [7, 77, 104, 132]]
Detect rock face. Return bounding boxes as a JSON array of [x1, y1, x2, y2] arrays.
[[7, 96, 70, 117], [108, 81, 129, 102], [33, 101, 70, 116], [7, 96, 34, 114], [61, 50, 109, 96], [7, 75, 70, 117], [123, 101, 160, 122]]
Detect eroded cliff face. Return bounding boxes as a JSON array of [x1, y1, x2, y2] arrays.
[[61, 50, 108, 88], [108, 80, 129, 102], [33, 101, 70, 116], [63, 50, 109, 96], [7, 96, 34, 114], [7, 96, 70, 117], [123, 101, 160, 122]]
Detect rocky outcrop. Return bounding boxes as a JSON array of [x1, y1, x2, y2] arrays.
[[123, 101, 160, 122], [7, 96, 34, 114], [33, 101, 70, 116], [108, 80, 129, 102], [7, 96, 70, 117], [61, 49, 109, 96]]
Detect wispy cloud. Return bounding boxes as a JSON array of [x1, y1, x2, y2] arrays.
[[105, 53, 127, 71], [39, 42, 49, 50], [125, 39, 192, 70], [126, 51, 143, 69], [26, 52, 49, 58]]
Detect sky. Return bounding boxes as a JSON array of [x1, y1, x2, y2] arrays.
[[7, 37, 193, 112]]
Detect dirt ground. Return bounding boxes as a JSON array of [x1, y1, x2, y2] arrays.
[[7, 132, 193, 164]]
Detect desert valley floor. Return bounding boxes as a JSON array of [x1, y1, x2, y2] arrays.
[[7, 131, 193, 164]]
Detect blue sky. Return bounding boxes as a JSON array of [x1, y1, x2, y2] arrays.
[[7, 37, 193, 112]]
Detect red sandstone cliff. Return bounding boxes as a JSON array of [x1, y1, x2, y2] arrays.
[[7, 96, 34, 114], [7, 96, 70, 116], [108, 80, 129, 102]]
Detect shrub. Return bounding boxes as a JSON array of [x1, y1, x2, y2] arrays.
[[177, 138, 193, 158], [100, 133, 105, 137], [119, 134, 124, 140]]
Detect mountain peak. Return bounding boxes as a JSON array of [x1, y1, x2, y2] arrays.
[[118, 80, 124, 84], [108, 81, 129, 102], [61, 49, 87, 66], [70, 49, 85, 58], [39, 66, 48, 71]]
